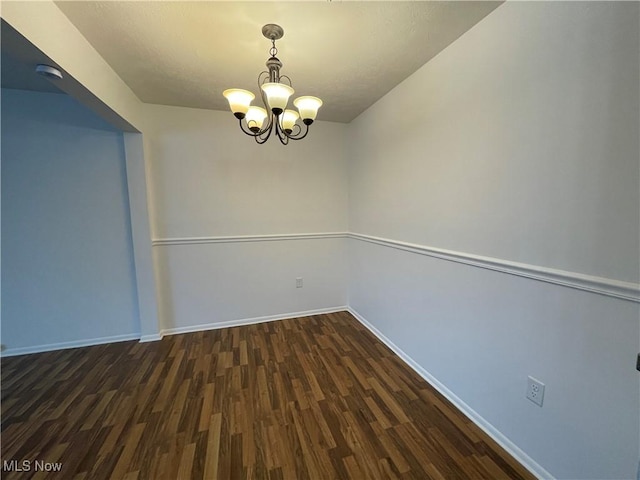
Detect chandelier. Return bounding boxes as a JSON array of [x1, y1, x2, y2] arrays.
[[223, 24, 323, 145]]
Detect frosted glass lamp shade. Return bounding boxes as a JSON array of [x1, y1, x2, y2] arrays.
[[245, 106, 268, 132], [280, 109, 300, 133], [223, 89, 255, 118], [293, 96, 323, 124], [261, 83, 294, 115]]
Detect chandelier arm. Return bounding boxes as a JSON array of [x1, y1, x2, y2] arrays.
[[278, 75, 293, 87], [273, 120, 287, 144], [238, 118, 260, 137], [238, 119, 271, 145], [258, 71, 270, 87], [238, 117, 271, 140], [290, 123, 302, 136], [255, 121, 274, 144], [254, 133, 270, 144], [282, 122, 310, 141], [276, 122, 289, 145]]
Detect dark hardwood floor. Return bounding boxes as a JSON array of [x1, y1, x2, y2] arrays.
[[1, 311, 534, 479]]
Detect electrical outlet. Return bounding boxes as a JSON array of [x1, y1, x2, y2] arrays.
[[526, 376, 545, 407], [296, 277, 303, 288]]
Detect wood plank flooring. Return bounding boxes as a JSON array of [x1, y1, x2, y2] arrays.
[[1, 311, 535, 479]]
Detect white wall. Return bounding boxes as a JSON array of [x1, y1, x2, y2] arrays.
[[1, 89, 140, 353], [143, 105, 348, 331], [348, 3, 639, 480]]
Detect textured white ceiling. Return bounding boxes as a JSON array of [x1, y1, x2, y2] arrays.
[[54, 1, 501, 123]]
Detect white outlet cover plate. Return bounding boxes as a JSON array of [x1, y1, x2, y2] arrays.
[[527, 376, 545, 407]]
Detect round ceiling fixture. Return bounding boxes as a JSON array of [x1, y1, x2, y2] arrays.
[[35, 64, 63, 80], [261, 24, 284, 41]]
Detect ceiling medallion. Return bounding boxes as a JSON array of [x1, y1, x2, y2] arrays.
[[223, 24, 323, 145]]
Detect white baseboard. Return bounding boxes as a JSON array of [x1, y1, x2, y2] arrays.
[[0, 308, 349, 353], [0, 333, 141, 357], [347, 307, 554, 480], [139, 333, 163, 343], [159, 306, 349, 337]]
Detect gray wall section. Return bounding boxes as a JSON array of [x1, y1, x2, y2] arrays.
[[1, 88, 140, 350]]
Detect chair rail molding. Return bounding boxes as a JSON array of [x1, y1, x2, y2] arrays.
[[152, 232, 348, 246], [151, 231, 639, 302], [349, 232, 640, 303]]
